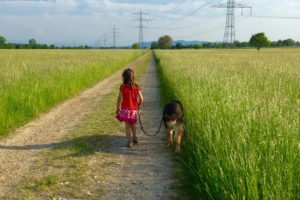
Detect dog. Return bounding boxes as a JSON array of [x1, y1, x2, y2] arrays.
[[163, 100, 184, 152]]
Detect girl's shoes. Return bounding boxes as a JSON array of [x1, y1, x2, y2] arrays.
[[133, 137, 138, 144], [126, 137, 138, 148], [127, 142, 133, 148]]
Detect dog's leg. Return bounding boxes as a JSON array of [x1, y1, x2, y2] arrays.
[[167, 128, 173, 147], [175, 126, 184, 152]]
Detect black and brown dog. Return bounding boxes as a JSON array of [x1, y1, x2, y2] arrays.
[[163, 100, 184, 152]]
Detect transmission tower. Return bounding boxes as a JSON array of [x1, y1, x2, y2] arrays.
[[103, 33, 107, 48], [132, 8, 150, 48], [111, 25, 120, 48], [213, 0, 252, 44]]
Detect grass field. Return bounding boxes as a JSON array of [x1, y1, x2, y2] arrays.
[[155, 49, 300, 199], [0, 49, 146, 136]]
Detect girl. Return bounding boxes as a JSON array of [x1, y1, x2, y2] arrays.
[[116, 68, 144, 148]]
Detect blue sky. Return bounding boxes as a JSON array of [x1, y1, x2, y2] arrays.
[[0, 0, 300, 46]]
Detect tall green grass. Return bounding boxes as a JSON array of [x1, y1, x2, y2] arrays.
[[155, 49, 300, 199], [0, 49, 146, 136]]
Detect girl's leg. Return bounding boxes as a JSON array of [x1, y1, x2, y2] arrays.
[[125, 123, 132, 147], [131, 124, 138, 144]]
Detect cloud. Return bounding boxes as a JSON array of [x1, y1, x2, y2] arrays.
[[0, 0, 300, 45]]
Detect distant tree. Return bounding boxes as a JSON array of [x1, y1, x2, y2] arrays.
[[29, 38, 37, 48], [276, 40, 283, 47], [240, 42, 249, 48], [233, 40, 241, 48], [5, 43, 15, 49], [270, 41, 277, 47], [0, 35, 6, 48], [175, 42, 183, 49], [249, 33, 270, 50], [40, 44, 48, 49], [216, 43, 224, 49], [151, 41, 159, 49], [50, 44, 56, 49], [195, 44, 204, 49], [22, 44, 30, 49], [158, 35, 173, 49], [282, 39, 295, 46], [132, 43, 139, 49], [203, 42, 212, 48]]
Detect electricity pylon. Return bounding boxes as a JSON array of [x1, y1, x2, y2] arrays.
[[103, 33, 107, 48], [213, 0, 252, 44], [111, 25, 120, 48], [132, 8, 150, 48]]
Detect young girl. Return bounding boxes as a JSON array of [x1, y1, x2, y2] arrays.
[[116, 68, 143, 148]]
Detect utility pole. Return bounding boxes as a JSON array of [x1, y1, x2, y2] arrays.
[[103, 33, 107, 48], [111, 25, 120, 48], [132, 8, 150, 48], [94, 38, 101, 49], [213, 0, 252, 45]]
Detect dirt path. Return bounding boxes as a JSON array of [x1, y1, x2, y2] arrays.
[[96, 55, 180, 200], [0, 53, 181, 199]]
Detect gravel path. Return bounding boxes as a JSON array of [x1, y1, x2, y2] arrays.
[[0, 53, 181, 199], [97, 54, 180, 200]]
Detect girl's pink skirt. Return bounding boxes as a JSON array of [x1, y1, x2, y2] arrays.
[[116, 109, 138, 124]]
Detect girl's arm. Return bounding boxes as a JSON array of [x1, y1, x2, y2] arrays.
[[137, 91, 144, 107], [116, 91, 122, 114]]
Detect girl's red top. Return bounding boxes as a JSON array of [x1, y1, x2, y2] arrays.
[[120, 84, 140, 110]]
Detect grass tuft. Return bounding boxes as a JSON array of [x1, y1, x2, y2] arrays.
[[25, 174, 59, 192]]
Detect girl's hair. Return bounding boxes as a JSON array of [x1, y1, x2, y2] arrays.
[[122, 68, 135, 87]]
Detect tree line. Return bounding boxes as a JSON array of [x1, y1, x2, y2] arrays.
[[150, 33, 300, 50], [2, 33, 300, 50], [0, 36, 95, 49], [0, 37, 54, 49]]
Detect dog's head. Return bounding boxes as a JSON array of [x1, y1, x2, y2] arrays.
[[163, 114, 177, 128], [163, 101, 184, 123]]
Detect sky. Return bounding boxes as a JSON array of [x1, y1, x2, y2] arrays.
[[0, 0, 300, 46]]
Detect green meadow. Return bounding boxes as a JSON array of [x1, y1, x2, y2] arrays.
[[155, 49, 300, 199], [0, 49, 146, 136]]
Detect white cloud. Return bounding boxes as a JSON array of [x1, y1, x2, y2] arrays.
[[0, 0, 300, 45]]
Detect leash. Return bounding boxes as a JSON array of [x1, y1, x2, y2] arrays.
[[138, 109, 163, 137]]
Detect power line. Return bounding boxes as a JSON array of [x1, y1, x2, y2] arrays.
[[163, 0, 220, 27], [154, 10, 225, 31], [132, 8, 150, 48], [150, 0, 256, 41], [179, 0, 255, 39], [103, 33, 107, 48], [152, 0, 221, 30], [213, 0, 252, 44], [250, 15, 300, 20], [151, 0, 256, 36], [171, 15, 248, 39], [166, 0, 192, 14], [111, 25, 120, 48]]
